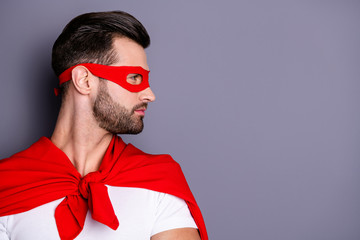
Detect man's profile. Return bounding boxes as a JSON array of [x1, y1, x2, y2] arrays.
[[0, 11, 207, 240]]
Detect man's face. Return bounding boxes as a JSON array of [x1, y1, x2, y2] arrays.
[[92, 37, 155, 134], [93, 80, 147, 134]]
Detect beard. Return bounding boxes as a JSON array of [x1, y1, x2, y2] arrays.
[[92, 80, 147, 134]]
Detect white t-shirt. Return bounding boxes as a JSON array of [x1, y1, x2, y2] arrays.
[[0, 186, 197, 240]]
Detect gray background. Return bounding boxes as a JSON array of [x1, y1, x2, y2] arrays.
[[1, 0, 359, 239]]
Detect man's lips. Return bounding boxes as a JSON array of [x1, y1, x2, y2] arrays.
[[134, 108, 146, 116], [133, 103, 148, 116]]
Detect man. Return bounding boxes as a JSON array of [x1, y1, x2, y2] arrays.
[[0, 11, 207, 240]]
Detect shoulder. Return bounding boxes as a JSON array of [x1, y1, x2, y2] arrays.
[[121, 142, 181, 168], [106, 186, 198, 238], [0, 137, 50, 164], [112, 142, 186, 185], [0, 138, 64, 175]]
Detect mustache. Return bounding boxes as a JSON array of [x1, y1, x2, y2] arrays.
[[131, 102, 148, 113]]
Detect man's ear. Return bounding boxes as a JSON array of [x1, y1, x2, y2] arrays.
[[71, 66, 92, 95]]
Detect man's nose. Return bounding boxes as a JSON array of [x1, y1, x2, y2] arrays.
[[139, 87, 156, 102]]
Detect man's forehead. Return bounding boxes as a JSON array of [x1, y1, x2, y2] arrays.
[[111, 37, 149, 71]]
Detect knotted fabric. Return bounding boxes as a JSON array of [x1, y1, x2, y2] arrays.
[[0, 136, 208, 240]]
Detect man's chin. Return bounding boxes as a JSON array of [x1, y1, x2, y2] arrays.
[[129, 123, 144, 135], [115, 129, 143, 135], [111, 122, 144, 135]]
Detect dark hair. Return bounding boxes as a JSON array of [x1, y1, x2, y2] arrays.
[[52, 11, 150, 95]]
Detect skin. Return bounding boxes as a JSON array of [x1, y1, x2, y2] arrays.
[[51, 37, 200, 240], [152, 228, 201, 240]]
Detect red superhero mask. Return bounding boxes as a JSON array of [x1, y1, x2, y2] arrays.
[[57, 63, 150, 95]]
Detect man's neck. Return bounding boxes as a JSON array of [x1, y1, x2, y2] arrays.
[[51, 104, 113, 177]]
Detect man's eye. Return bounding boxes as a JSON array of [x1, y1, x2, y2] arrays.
[[126, 74, 143, 85]]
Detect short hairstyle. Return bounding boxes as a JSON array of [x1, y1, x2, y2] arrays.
[[52, 11, 150, 96]]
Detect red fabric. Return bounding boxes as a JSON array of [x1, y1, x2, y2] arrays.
[[0, 136, 208, 240], [58, 63, 150, 92]]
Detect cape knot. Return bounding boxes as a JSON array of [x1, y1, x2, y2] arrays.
[[78, 171, 102, 199]]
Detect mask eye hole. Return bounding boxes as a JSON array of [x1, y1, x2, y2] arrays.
[[126, 73, 143, 85]]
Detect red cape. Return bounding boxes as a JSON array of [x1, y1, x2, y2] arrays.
[[0, 136, 208, 240]]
